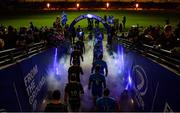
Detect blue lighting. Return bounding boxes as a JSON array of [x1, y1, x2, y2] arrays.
[[125, 66, 133, 90], [116, 44, 124, 75], [53, 48, 59, 75], [87, 14, 93, 18]]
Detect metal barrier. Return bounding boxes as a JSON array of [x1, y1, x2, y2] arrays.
[[117, 38, 180, 74], [0, 41, 47, 67], [0, 38, 179, 73]]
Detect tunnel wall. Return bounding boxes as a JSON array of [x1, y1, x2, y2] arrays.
[[0, 46, 65, 112], [127, 51, 180, 112]]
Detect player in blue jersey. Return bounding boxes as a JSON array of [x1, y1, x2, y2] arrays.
[[91, 54, 108, 77], [96, 88, 118, 112], [93, 44, 103, 63], [88, 65, 106, 104]]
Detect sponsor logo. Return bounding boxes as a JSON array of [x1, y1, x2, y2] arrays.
[[164, 102, 173, 112], [133, 65, 148, 96]]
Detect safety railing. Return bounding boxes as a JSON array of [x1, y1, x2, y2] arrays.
[[0, 41, 48, 67], [117, 38, 180, 74]]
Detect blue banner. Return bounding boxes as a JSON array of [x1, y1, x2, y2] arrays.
[[0, 64, 31, 112], [18, 47, 57, 111], [129, 52, 180, 112], [0, 47, 57, 112]]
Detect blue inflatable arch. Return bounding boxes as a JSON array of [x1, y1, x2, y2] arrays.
[[69, 14, 110, 33]]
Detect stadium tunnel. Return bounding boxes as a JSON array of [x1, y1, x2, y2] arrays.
[[0, 13, 180, 112]]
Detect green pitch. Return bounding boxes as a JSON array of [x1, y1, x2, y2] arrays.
[[0, 10, 180, 30]]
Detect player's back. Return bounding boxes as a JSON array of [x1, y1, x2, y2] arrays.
[[89, 74, 105, 89], [65, 82, 84, 100], [93, 60, 107, 74], [96, 97, 116, 112], [76, 41, 84, 53], [45, 103, 67, 112], [71, 50, 81, 60], [68, 65, 83, 82]]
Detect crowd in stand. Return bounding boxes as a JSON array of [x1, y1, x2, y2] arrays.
[[1, 14, 180, 54], [125, 21, 180, 54], [0, 20, 71, 50]]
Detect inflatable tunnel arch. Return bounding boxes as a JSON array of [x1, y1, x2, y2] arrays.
[[69, 14, 110, 34]]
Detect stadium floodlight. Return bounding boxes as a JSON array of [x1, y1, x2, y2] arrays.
[[106, 2, 109, 9], [76, 3, 80, 8], [47, 3, 50, 8], [135, 3, 139, 8]]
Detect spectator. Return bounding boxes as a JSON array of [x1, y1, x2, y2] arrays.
[[68, 60, 84, 83], [0, 37, 5, 50], [158, 25, 176, 50], [29, 22, 34, 31], [64, 25, 72, 42], [174, 22, 180, 47], [33, 27, 41, 43], [96, 88, 118, 112], [95, 20, 99, 28], [104, 15, 107, 22], [5, 25, 17, 49], [88, 65, 106, 104], [26, 29, 34, 44], [64, 75, 84, 112], [76, 25, 81, 33], [165, 17, 170, 25], [45, 90, 67, 112], [119, 23, 123, 32], [122, 16, 126, 29]]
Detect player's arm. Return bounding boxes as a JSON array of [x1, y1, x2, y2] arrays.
[[68, 69, 71, 83], [95, 100, 100, 112], [103, 76, 106, 89], [80, 67, 84, 75], [91, 62, 95, 73], [88, 76, 92, 90], [83, 43, 85, 54], [80, 84, 84, 95], [44, 104, 50, 112], [64, 84, 68, 103], [80, 53, 84, 62], [70, 53, 73, 65], [105, 62, 108, 77]]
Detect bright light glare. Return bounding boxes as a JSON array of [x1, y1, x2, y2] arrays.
[[136, 3, 139, 8], [77, 3, 80, 8], [47, 3, 50, 8], [106, 2, 109, 8], [87, 14, 93, 18]]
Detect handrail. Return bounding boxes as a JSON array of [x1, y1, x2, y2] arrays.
[[0, 41, 47, 67], [116, 38, 180, 74]]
